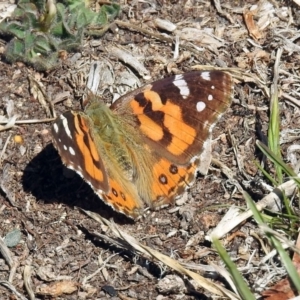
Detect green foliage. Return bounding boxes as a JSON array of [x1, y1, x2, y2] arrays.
[[0, 0, 120, 71]]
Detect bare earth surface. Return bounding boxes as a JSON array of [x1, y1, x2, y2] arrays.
[[1, 0, 300, 299]]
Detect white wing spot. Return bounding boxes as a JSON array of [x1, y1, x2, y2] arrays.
[[53, 123, 59, 133], [196, 101, 206, 112], [208, 94, 213, 101], [211, 85, 215, 89], [63, 145, 67, 150], [60, 115, 72, 139], [173, 75, 190, 99], [201, 72, 211, 81], [69, 146, 76, 156]]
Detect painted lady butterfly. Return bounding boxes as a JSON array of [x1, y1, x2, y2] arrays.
[[51, 71, 233, 218]]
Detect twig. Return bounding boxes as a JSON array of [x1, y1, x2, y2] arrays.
[[0, 115, 19, 132], [108, 45, 150, 78], [0, 281, 28, 300], [227, 129, 244, 174], [0, 237, 18, 283], [213, 0, 234, 23], [282, 92, 300, 108], [0, 118, 55, 125], [0, 134, 11, 166], [211, 158, 244, 193], [82, 253, 119, 284], [28, 75, 55, 118], [23, 266, 35, 300], [115, 20, 173, 43]]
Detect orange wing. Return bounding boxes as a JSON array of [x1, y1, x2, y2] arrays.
[[112, 71, 233, 209]]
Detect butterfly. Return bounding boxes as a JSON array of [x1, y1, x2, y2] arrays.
[[51, 71, 233, 219]]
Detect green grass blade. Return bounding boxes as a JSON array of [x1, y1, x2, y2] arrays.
[[268, 48, 283, 183], [243, 191, 300, 292], [256, 141, 300, 187], [253, 159, 278, 186], [212, 238, 255, 300]]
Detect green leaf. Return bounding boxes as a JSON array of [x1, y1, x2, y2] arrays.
[[103, 3, 120, 19], [34, 34, 53, 54], [96, 9, 108, 26], [5, 22, 27, 39], [0, 0, 121, 71], [17, 3, 39, 16], [5, 39, 25, 62], [75, 7, 97, 28], [24, 32, 36, 50]]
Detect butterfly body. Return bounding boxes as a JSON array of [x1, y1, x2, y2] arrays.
[[85, 101, 141, 180], [52, 71, 233, 219]]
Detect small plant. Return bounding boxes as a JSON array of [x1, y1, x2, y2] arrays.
[[0, 0, 120, 70]]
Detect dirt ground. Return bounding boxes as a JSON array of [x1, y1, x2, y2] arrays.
[[1, 0, 300, 299]]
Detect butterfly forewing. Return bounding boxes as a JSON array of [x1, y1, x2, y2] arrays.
[[113, 71, 232, 165], [51, 111, 109, 193]]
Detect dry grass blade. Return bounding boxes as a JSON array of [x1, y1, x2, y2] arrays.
[[82, 210, 239, 299], [137, 243, 239, 299], [210, 262, 239, 295]]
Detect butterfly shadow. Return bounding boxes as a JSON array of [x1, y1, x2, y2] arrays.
[[22, 144, 134, 225]]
